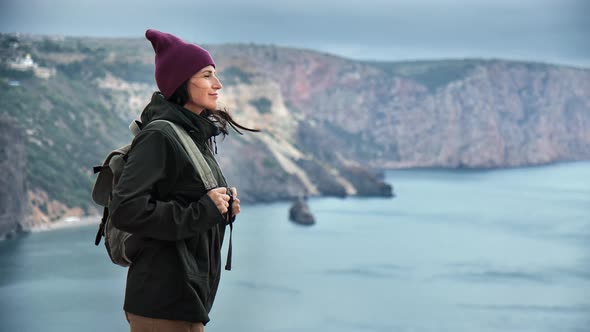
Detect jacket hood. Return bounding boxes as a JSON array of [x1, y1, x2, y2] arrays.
[[140, 92, 221, 143]]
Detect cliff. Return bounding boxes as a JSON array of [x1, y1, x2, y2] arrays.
[[1, 33, 589, 234], [206, 45, 590, 169], [0, 115, 27, 239]]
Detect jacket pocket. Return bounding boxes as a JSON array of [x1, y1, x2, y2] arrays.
[[185, 272, 211, 309]]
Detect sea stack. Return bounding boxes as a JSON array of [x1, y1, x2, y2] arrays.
[[289, 196, 315, 226]]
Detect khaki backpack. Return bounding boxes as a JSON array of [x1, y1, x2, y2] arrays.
[[92, 119, 234, 269]]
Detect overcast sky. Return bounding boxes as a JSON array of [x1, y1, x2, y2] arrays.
[[1, 0, 588, 68]]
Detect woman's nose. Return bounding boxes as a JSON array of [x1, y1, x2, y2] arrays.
[[213, 77, 222, 90]]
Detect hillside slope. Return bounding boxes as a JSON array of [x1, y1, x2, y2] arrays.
[[1, 33, 589, 235]]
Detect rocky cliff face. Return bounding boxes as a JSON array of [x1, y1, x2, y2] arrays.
[[366, 62, 590, 168], [1, 34, 589, 235], [207, 45, 590, 169], [0, 115, 27, 239]]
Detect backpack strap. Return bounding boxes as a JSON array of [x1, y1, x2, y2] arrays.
[[150, 120, 218, 190], [94, 206, 108, 246], [129, 120, 142, 136], [149, 120, 237, 271]]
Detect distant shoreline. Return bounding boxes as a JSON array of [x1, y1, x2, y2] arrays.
[[30, 215, 101, 233]]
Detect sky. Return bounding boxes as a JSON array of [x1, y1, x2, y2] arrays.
[[0, 0, 588, 68]]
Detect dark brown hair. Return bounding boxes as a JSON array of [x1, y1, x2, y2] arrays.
[[168, 80, 260, 136]]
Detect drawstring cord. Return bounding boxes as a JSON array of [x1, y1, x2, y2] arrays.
[[207, 137, 218, 155], [225, 187, 234, 271]]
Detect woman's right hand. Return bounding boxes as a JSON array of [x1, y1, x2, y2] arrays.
[[207, 187, 231, 215]]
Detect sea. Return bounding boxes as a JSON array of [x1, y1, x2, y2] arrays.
[[1, 162, 589, 332]]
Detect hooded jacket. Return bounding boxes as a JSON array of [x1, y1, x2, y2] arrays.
[[109, 92, 229, 324]]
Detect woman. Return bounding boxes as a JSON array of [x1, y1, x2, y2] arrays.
[[109, 29, 259, 332]]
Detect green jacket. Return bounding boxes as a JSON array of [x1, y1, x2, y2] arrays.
[[109, 92, 229, 324]]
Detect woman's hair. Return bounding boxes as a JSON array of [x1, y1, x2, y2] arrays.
[[168, 80, 260, 136]]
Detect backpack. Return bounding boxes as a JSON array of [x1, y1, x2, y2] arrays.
[[92, 119, 234, 269]]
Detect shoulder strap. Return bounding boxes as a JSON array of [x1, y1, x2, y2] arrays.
[[149, 120, 235, 271], [150, 120, 218, 190]]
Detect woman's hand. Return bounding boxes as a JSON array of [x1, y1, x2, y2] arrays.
[[207, 187, 230, 215], [229, 187, 241, 217]]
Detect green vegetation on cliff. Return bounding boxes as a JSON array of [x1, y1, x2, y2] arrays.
[[364, 59, 484, 92], [3, 32, 586, 223], [2, 34, 131, 211]]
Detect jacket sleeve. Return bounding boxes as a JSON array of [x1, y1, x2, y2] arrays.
[[109, 129, 225, 241]]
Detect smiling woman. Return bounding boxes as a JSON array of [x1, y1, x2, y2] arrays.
[[167, 66, 258, 138], [107, 29, 260, 331], [185, 66, 221, 113], [166, 64, 222, 115]]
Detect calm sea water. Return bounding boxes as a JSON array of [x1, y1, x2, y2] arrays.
[[1, 162, 589, 332]]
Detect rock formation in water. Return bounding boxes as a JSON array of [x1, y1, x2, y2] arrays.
[[289, 196, 315, 226]]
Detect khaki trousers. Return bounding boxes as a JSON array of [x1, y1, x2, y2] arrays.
[[125, 312, 205, 332]]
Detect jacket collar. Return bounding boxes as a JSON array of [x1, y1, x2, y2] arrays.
[[140, 92, 221, 143]]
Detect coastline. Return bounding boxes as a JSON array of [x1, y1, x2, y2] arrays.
[[29, 215, 101, 233]]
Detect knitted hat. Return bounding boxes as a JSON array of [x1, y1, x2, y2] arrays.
[[145, 29, 215, 98]]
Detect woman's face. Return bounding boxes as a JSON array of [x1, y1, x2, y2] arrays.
[[184, 65, 222, 114]]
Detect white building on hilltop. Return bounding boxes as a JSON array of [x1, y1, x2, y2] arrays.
[[8, 53, 55, 79], [9, 53, 36, 70]]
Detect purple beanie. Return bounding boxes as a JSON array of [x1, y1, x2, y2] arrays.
[[145, 29, 215, 98]]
